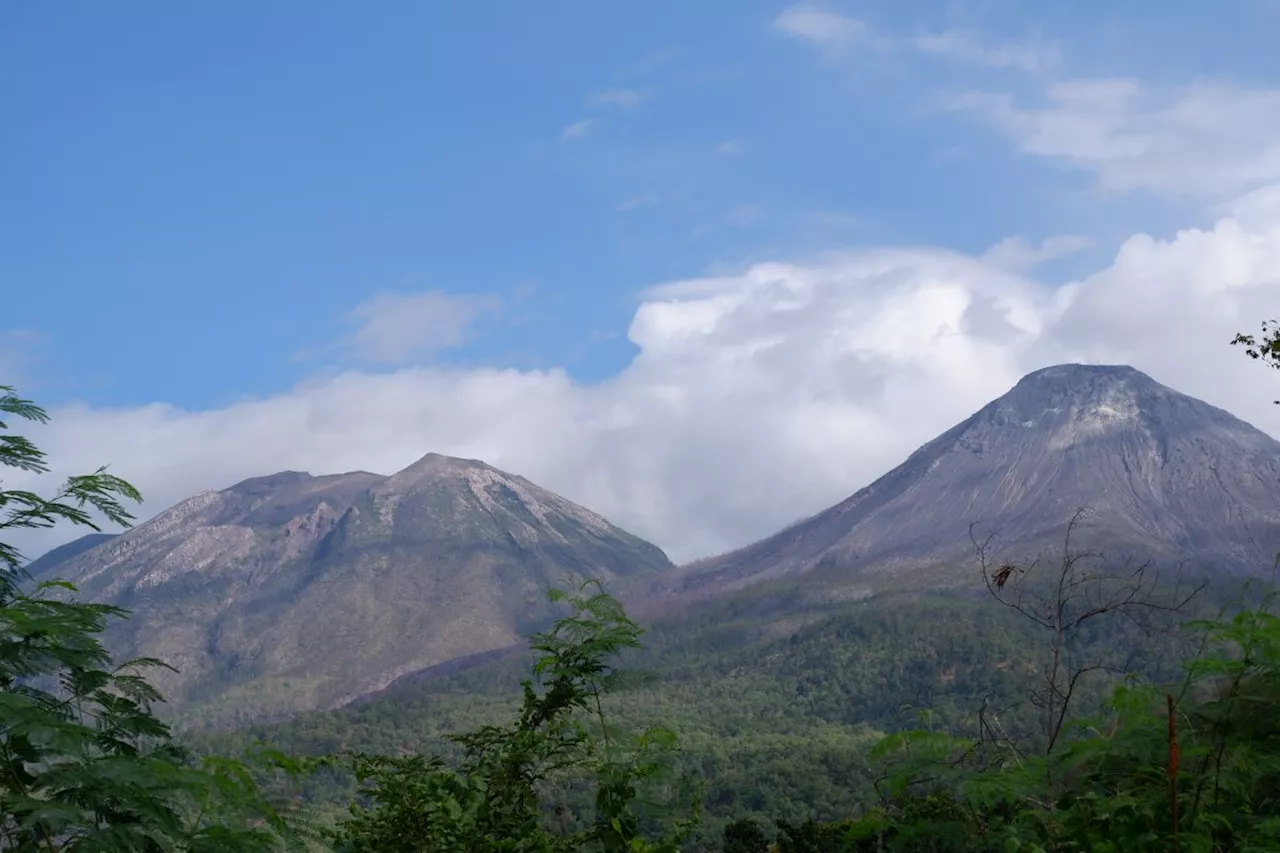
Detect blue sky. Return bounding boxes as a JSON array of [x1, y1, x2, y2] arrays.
[[6, 0, 1273, 409], [7, 2, 1280, 561]]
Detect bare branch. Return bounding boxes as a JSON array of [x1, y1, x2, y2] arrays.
[[972, 507, 1202, 758]]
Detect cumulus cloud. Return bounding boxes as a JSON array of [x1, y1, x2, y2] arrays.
[[1227, 183, 1280, 227], [342, 290, 500, 365], [12, 186, 1280, 568], [951, 79, 1280, 197]]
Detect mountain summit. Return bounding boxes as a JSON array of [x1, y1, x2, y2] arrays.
[[669, 363, 1280, 597], [30, 454, 672, 721]]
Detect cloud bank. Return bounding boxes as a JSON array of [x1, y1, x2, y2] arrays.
[[12, 189, 1280, 566]]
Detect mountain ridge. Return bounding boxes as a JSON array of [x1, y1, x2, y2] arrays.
[[648, 363, 1280, 606], [32, 363, 1280, 720], [29, 454, 673, 723]]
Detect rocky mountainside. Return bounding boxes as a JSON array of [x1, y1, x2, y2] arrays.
[[30, 455, 672, 722], [658, 364, 1280, 604]]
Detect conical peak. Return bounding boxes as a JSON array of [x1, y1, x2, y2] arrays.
[[381, 452, 516, 494], [1013, 363, 1159, 393], [986, 363, 1172, 424], [397, 452, 495, 476], [676, 359, 1280, 596]]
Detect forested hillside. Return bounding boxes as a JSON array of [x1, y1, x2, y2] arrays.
[[188, 563, 1217, 848], [5, 351, 1280, 852]]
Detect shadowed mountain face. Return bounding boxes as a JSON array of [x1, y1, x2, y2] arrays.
[[661, 364, 1280, 602], [30, 456, 672, 722]]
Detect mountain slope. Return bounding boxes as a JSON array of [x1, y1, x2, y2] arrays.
[[25, 532, 118, 575], [31, 456, 673, 722], [662, 364, 1280, 601]]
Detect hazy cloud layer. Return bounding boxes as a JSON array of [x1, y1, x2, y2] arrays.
[[587, 89, 650, 108], [773, 6, 1058, 72], [561, 119, 597, 141], [981, 234, 1093, 272], [12, 186, 1280, 566], [911, 30, 1060, 74], [774, 8, 869, 48], [952, 80, 1280, 197], [342, 290, 501, 365]]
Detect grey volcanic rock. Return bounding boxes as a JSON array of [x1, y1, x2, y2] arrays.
[[31, 457, 672, 722], [669, 364, 1280, 598], [25, 533, 117, 576]]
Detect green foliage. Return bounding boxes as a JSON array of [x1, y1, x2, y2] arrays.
[[197, 583, 1203, 849], [848, 583, 1280, 852], [192, 586, 1212, 850], [1232, 321, 1280, 403], [329, 579, 700, 852], [0, 386, 141, 573], [1, 385, 317, 851], [721, 818, 768, 853]]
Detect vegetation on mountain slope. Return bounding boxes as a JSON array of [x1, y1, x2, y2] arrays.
[[7, 342, 1280, 853], [190, 513, 1223, 848], [1, 388, 699, 851]]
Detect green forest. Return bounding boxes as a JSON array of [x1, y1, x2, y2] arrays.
[[4, 344, 1280, 852]]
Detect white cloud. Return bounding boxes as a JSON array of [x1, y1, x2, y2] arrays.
[[773, 7, 868, 48], [561, 119, 597, 141], [587, 89, 649, 108], [952, 79, 1280, 196], [912, 30, 1059, 74], [13, 186, 1280, 569], [343, 290, 500, 365], [774, 7, 1053, 72], [1226, 183, 1280, 227], [981, 234, 1093, 271]]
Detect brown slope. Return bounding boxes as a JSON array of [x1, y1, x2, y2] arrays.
[[31, 456, 673, 723]]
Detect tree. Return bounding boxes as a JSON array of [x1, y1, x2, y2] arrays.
[[1232, 321, 1280, 402], [721, 817, 769, 853], [331, 579, 700, 852], [0, 385, 311, 851], [848, 515, 1280, 852], [971, 509, 1203, 756], [0, 385, 141, 575]]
